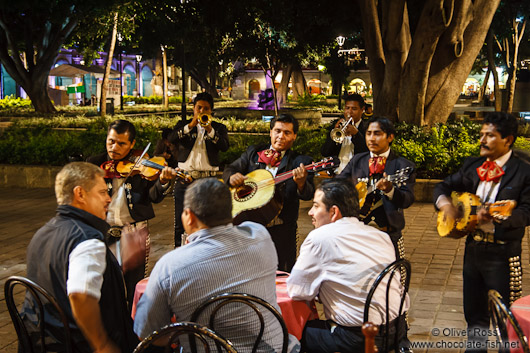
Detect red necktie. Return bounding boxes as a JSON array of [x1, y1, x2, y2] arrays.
[[369, 156, 386, 175], [258, 149, 282, 167], [476, 160, 504, 183]]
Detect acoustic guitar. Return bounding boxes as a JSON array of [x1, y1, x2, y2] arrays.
[[355, 167, 412, 213], [231, 157, 339, 226], [437, 191, 516, 239]]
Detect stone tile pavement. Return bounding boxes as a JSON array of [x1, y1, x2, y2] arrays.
[[0, 187, 528, 352]]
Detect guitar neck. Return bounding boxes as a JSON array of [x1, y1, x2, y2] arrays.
[[273, 164, 320, 184]]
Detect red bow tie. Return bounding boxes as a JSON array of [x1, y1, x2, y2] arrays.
[[258, 149, 282, 167], [369, 156, 386, 175], [101, 160, 122, 179], [476, 160, 504, 183]]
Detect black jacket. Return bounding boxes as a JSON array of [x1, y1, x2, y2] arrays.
[[24, 205, 138, 352], [168, 119, 229, 167], [433, 154, 530, 242], [321, 118, 369, 157], [223, 144, 315, 226], [339, 150, 416, 233], [87, 152, 169, 222]]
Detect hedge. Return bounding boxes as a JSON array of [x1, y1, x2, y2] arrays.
[[1, 117, 529, 179]]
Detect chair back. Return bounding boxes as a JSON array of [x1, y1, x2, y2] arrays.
[[190, 293, 289, 353], [488, 289, 530, 353], [4, 275, 73, 353], [133, 321, 237, 353], [363, 258, 411, 353]]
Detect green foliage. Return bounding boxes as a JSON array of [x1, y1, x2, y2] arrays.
[[295, 93, 327, 107], [123, 95, 184, 105], [0, 96, 33, 110], [393, 119, 481, 178]]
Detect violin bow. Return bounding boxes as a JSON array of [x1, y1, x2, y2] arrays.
[[122, 142, 151, 180]]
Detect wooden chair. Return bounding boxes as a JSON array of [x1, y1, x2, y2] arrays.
[[4, 275, 73, 353], [488, 289, 530, 353], [190, 293, 289, 353], [363, 258, 411, 353], [133, 321, 237, 353]]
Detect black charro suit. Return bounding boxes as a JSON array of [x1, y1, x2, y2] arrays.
[[223, 144, 315, 272], [433, 153, 530, 348], [87, 152, 169, 221], [321, 118, 369, 159], [168, 118, 229, 246], [338, 150, 416, 258]]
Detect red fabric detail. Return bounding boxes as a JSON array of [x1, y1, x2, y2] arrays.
[[476, 160, 505, 183], [258, 149, 282, 167]]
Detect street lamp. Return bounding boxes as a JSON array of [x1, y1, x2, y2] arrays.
[[117, 33, 123, 111], [336, 36, 345, 110], [136, 54, 142, 97]]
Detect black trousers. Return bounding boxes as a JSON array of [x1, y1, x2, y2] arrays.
[[301, 317, 409, 353], [267, 223, 298, 273], [173, 181, 189, 247], [463, 238, 521, 353]]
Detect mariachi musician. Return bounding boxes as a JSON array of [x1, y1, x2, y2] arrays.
[[434, 112, 530, 351], [338, 116, 416, 260], [87, 119, 177, 307], [223, 114, 314, 272]]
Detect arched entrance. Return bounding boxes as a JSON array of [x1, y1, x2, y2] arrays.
[[348, 78, 366, 94], [248, 79, 260, 99], [141, 66, 153, 97], [124, 65, 135, 96], [307, 79, 322, 95]]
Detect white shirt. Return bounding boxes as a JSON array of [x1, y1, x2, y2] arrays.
[[106, 178, 134, 226], [287, 217, 408, 326], [336, 119, 362, 174], [178, 124, 219, 172], [67, 239, 106, 300]]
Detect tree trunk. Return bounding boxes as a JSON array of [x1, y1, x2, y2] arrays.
[[486, 29, 501, 111], [291, 62, 306, 100], [503, 19, 526, 113], [100, 12, 118, 117], [477, 67, 490, 103], [162, 46, 168, 109], [25, 72, 55, 113], [277, 64, 293, 107], [422, 0, 500, 125], [188, 67, 220, 98], [379, 0, 411, 121]]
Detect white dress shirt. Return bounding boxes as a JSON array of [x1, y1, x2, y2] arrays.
[[287, 217, 408, 326], [178, 123, 219, 172], [67, 239, 106, 300], [336, 119, 362, 174]]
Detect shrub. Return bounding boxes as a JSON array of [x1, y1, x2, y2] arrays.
[[0, 95, 33, 110]]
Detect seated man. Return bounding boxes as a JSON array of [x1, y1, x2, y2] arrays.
[[134, 178, 288, 352], [287, 178, 409, 353], [23, 162, 138, 353]]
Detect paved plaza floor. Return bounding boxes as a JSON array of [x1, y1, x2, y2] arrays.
[[0, 187, 529, 352]]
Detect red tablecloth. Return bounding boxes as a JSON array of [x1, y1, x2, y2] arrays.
[[131, 272, 317, 340], [507, 295, 530, 352]]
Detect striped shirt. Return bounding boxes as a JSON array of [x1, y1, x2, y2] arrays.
[[134, 222, 283, 352]]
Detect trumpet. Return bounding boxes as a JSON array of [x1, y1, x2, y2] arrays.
[[330, 117, 353, 143], [198, 113, 212, 127]]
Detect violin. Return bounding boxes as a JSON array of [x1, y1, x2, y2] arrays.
[[118, 155, 193, 183], [102, 150, 192, 183]]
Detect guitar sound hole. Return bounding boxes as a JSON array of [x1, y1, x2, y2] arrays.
[[234, 182, 257, 202]]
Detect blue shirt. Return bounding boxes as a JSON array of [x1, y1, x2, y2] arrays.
[[134, 222, 283, 352]]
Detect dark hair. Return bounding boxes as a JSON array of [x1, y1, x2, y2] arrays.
[[483, 112, 518, 147], [344, 93, 365, 109], [109, 119, 136, 142], [366, 116, 396, 137], [365, 103, 372, 109], [317, 178, 359, 218], [161, 128, 172, 140], [183, 178, 232, 227], [193, 92, 214, 109], [270, 113, 299, 134]]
